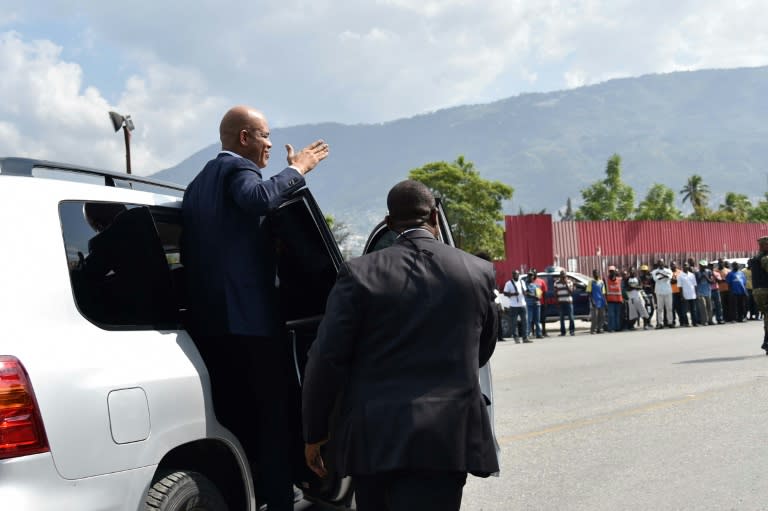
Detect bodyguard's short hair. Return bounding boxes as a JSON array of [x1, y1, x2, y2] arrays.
[[387, 180, 436, 227]]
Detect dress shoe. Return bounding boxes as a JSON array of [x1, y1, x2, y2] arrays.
[[523, 339, 534, 343]]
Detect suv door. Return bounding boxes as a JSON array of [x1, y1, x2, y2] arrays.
[[361, 202, 500, 468], [267, 189, 354, 505]]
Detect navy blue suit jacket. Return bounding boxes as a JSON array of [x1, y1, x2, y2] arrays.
[[181, 152, 305, 336]]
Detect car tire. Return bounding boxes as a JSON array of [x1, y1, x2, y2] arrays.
[[145, 470, 229, 511]]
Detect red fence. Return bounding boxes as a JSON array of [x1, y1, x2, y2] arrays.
[[494, 215, 768, 288]]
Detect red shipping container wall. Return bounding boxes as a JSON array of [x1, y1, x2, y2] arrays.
[[495, 214, 554, 287], [494, 216, 768, 289], [572, 220, 768, 256]]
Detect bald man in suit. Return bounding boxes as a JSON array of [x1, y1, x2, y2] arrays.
[[182, 105, 329, 510]]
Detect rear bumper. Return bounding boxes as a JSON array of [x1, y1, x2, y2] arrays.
[[0, 452, 156, 510]]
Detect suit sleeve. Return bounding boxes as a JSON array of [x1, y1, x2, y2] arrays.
[[302, 263, 362, 444], [478, 271, 498, 367], [228, 164, 305, 216]]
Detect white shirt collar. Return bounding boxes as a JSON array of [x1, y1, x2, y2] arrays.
[[219, 150, 243, 158], [396, 227, 435, 239]]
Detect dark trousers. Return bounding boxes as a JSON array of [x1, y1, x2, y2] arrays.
[[559, 302, 575, 334], [685, 298, 700, 325], [721, 290, 731, 321], [506, 306, 528, 339], [673, 293, 687, 325], [730, 294, 747, 322], [194, 334, 295, 511], [354, 471, 467, 511], [711, 289, 723, 322]]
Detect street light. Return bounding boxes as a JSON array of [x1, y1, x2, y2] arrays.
[[108, 111, 135, 174]]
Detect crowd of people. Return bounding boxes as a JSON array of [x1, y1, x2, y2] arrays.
[[500, 257, 765, 344]]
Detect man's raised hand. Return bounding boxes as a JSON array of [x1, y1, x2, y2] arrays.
[[286, 140, 330, 175]]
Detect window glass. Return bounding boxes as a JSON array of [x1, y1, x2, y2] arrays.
[[269, 197, 341, 323], [59, 201, 180, 329], [367, 225, 397, 253]]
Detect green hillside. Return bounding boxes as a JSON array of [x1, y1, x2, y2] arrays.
[[153, 66, 768, 240]]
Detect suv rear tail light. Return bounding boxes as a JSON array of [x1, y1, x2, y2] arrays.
[[0, 356, 49, 460]]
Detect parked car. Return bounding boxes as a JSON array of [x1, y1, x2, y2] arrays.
[[522, 270, 591, 322], [0, 157, 497, 510]]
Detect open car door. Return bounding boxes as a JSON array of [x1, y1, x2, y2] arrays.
[[361, 200, 501, 470], [267, 189, 356, 506]]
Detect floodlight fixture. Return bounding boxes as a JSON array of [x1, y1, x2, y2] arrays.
[[108, 111, 135, 174]]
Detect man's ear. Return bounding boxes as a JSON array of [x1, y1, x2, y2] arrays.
[[428, 208, 439, 227]]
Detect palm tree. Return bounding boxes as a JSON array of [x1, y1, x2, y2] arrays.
[[679, 174, 710, 213], [719, 192, 752, 222]]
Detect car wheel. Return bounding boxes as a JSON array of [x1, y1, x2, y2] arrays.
[[145, 470, 229, 511]]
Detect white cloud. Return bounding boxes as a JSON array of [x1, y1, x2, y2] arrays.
[[564, 70, 587, 89], [1, 0, 767, 173], [0, 31, 226, 174]]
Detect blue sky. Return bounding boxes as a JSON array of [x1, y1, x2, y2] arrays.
[[1, 1, 766, 175]]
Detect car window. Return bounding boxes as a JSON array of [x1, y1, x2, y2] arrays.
[[59, 201, 179, 330], [269, 192, 344, 324], [362, 201, 453, 255]]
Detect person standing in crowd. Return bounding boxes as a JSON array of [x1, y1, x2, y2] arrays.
[[639, 264, 655, 329], [670, 261, 686, 326], [626, 268, 649, 329], [749, 237, 768, 354], [503, 270, 528, 343], [530, 269, 550, 337], [525, 270, 543, 340], [302, 180, 498, 511], [587, 269, 607, 334], [182, 105, 330, 510], [695, 260, 714, 326], [710, 261, 725, 324], [745, 264, 758, 320], [727, 261, 748, 322], [620, 268, 632, 331], [652, 259, 674, 329], [678, 263, 699, 326], [718, 259, 732, 322], [554, 270, 575, 336], [605, 265, 623, 332], [495, 286, 510, 342]]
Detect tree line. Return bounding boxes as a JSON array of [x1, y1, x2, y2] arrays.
[[572, 154, 768, 223], [326, 153, 765, 261]]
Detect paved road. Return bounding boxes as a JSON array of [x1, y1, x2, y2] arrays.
[[462, 320, 768, 510]]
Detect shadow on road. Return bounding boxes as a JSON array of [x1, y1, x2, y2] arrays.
[[675, 355, 767, 364]]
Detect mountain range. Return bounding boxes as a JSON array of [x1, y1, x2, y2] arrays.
[[153, 65, 768, 244]]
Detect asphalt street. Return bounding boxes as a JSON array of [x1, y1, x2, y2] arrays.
[[461, 319, 768, 511]]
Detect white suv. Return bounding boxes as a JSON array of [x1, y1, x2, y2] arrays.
[[0, 157, 496, 510]]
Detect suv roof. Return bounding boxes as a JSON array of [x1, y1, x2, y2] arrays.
[[0, 157, 185, 196]]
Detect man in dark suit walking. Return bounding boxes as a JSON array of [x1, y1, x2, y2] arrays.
[[302, 180, 499, 511], [181, 105, 329, 510]]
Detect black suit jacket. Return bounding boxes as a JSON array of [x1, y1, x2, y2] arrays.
[[302, 230, 499, 476], [181, 152, 305, 336]]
